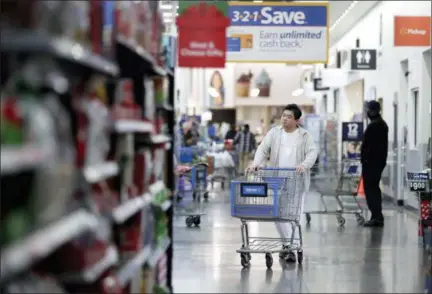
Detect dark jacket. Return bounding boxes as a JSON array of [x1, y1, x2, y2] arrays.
[[225, 130, 237, 140], [360, 116, 388, 168]]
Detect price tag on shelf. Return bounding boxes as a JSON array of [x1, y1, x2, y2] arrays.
[[406, 172, 429, 192]]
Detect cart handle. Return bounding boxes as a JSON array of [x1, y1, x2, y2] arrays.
[[247, 167, 296, 173]]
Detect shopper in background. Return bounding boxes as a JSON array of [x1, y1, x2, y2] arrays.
[[234, 124, 256, 175], [361, 100, 388, 227], [225, 124, 237, 140], [247, 104, 318, 262]]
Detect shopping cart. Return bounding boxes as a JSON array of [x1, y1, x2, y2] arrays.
[[207, 150, 236, 191], [177, 146, 205, 164], [304, 159, 364, 226], [175, 163, 209, 227], [230, 168, 305, 268]]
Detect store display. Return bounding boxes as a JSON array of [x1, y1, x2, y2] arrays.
[[0, 1, 175, 293], [255, 69, 272, 97], [236, 71, 253, 97]]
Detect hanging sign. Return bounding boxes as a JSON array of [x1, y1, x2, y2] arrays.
[[226, 2, 329, 63], [342, 122, 364, 141], [176, 2, 230, 68], [350, 49, 377, 70]]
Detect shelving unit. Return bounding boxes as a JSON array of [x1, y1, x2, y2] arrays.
[[1, 1, 175, 293]]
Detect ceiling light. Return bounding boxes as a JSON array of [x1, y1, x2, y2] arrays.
[[330, 1, 358, 32], [292, 88, 304, 97]]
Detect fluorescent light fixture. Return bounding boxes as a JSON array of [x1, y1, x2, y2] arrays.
[[330, 1, 358, 32], [250, 88, 260, 97], [160, 3, 179, 10], [292, 88, 304, 97]]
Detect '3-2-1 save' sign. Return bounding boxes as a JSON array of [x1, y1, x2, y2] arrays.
[[342, 122, 364, 142]]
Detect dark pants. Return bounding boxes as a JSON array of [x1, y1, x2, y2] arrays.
[[362, 164, 385, 221]]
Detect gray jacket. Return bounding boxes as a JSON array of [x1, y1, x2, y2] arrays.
[[252, 126, 318, 191]]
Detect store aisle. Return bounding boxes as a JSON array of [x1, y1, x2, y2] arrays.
[[173, 189, 425, 293]]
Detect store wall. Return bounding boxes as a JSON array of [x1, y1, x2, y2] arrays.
[[329, 1, 431, 208], [332, 1, 431, 147], [233, 63, 314, 106], [342, 80, 364, 122]]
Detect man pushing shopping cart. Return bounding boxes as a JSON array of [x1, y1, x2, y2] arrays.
[[237, 104, 318, 265]]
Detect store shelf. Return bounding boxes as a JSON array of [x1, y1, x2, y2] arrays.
[[159, 200, 172, 212], [0, 209, 99, 283], [112, 193, 153, 224], [114, 120, 154, 134], [0, 28, 119, 77], [116, 36, 166, 77], [0, 145, 53, 175], [117, 245, 152, 287], [59, 246, 118, 284], [156, 103, 174, 112], [149, 181, 166, 196], [83, 161, 119, 183], [148, 237, 171, 268]]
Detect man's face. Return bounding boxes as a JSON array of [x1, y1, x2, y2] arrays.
[[281, 110, 297, 128]]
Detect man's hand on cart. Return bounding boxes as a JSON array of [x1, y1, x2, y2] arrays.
[[296, 165, 306, 173], [246, 164, 261, 172]]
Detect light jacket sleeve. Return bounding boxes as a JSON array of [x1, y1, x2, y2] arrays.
[[301, 132, 318, 169], [253, 128, 274, 166]]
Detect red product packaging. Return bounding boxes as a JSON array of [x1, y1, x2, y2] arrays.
[[112, 80, 141, 120], [134, 150, 153, 195], [116, 214, 143, 264], [49, 233, 108, 273]]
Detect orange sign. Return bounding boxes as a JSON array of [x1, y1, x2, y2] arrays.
[[394, 16, 431, 46]]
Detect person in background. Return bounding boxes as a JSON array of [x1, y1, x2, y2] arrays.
[[207, 121, 216, 140], [183, 120, 198, 146], [270, 119, 276, 129], [234, 124, 256, 174], [361, 100, 388, 227], [225, 124, 237, 140], [247, 104, 318, 262]]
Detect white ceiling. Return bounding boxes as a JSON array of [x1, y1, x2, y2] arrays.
[[160, 1, 379, 47]]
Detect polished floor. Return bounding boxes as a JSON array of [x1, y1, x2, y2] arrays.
[[172, 186, 426, 293]]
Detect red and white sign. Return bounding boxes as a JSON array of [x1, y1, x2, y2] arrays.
[[176, 2, 230, 68], [177, 29, 227, 68]]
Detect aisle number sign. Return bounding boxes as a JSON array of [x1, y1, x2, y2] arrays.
[[226, 2, 329, 63]]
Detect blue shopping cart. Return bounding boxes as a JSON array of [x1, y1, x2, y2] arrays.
[[175, 163, 209, 227], [177, 146, 204, 164], [230, 168, 305, 268]]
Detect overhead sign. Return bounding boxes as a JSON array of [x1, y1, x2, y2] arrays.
[[226, 2, 329, 63], [176, 2, 230, 68], [342, 122, 364, 142], [350, 49, 377, 70], [394, 16, 431, 47]]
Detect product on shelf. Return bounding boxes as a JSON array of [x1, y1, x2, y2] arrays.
[[4, 273, 68, 294], [0, 59, 76, 246], [134, 1, 153, 52], [134, 148, 154, 195], [144, 79, 156, 121]]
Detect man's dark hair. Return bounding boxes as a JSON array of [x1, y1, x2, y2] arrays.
[[244, 124, 250, 131], [283, 104, 302, 120]]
